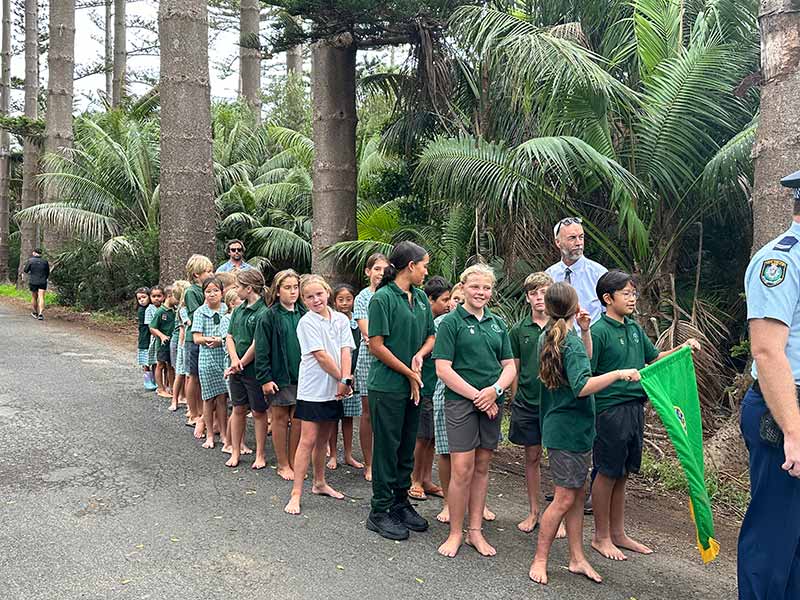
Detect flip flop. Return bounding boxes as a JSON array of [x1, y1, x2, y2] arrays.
[[423, 485, 444, 498], [408, 485, 427, 501]]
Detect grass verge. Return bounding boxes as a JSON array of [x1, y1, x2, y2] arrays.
[[0, 284, 58, 307]]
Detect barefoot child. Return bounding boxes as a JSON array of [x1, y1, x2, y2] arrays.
[[353, 253, 390, 481], [150, 285, 176, 399], [529, 282, 639, 586], [136, 287, 157, 391], [145, 286, 165, 389], [508, 272, 553, 533], [409, 276, 451, 501], [170, 281, 191, 412], [433, 265, 516, 558], [255, 269, 306, 480], [365, 242, 435, 541], [328, 283, 364, 470], [284, 275, 354, 515], [220, 288, 246, 456], [225, 270, 270, 469], [589, 270, 699, 561], [191, 277, 228, 449], [184, 255, 215, 437]]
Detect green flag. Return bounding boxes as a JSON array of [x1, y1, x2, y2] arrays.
[[639, 346, 720, 563]]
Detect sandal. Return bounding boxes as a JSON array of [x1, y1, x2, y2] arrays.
[[408, 484, 427, 501], [423, 484, 444, 498]]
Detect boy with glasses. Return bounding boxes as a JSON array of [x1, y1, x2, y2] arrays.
[[217, 239, 253, 273]]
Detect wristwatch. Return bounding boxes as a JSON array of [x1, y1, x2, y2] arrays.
[[340, 377, 354, 386], [493, 383, 504, 397]]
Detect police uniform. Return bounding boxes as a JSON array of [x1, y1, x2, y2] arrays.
[[739, 171, 800, 600]]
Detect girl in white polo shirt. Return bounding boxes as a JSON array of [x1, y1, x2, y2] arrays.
[[284, 275, 355, 515]]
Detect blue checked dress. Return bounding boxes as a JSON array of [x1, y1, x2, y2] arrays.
[[432, 313, 449, 455], [342, 313, 362, 417], [353, 288, 375, 396], [174, 307, 189, 375], [145, 304, 158, 365], [191, 303, 228, 401]]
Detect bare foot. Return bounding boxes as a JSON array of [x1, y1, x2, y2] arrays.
[[483, 506, 496, 521], [437, 532, 463, 558], [327, 456, 338, 470], [157, 389, 172, 398], [592, 538, 627, 561], [312, 483, 344, 499], [221, 444, 233, 455], [517, 513, 538, 533], [169, 403, 178, 412], [202, 437, 214, 449], [568, 558, 603, 583], [345, 456, 364, 469], [225, 455, 239, 468], [252, 455, 267, 470], [529, 558, 548, 585], [364, 466, 372, 482], [277, 466, 295, 481], [240, 445, 253, 455], [436, 505, 450, 523], [284, 495, 301, 515], [612, 534, 653, 555], [556, 521, 567, 539], [193, 422, 205, 439], [465, 529, 496, 557]]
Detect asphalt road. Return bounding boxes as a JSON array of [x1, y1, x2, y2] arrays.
[[0, 303, 737, 599]]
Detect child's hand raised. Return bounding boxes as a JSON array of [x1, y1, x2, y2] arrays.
[[576, 308, 591, 332]]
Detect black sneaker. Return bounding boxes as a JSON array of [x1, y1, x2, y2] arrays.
[[390, 499, 429, 532], [366, 509, 409, 540], [37, 313, 44, 321]]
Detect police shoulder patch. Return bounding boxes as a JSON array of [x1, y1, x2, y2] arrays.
[[773, 236, 799, 253], [760, 258, 788, 287]]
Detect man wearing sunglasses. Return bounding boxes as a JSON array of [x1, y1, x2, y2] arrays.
[[545, 217, 608, 325], [216, 239, 254, 273]]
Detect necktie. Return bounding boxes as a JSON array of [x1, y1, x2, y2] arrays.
[[565, 267, 572, 284]]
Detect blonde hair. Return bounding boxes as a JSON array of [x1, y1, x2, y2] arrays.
[[539, 282, 580, 390], [269, 269, 301, 305], [185, 254, 213, 280], [224, 288, 240, 307], [216, 271, 237, 290], [523, 272, 554, 294], [300, 274, 332, 298], [451, 282, 464, 295], [459, 263, 496, 285], [172, 280, 191, 305]]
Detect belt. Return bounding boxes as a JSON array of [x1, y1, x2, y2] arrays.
[[751, 380, 800, 395]]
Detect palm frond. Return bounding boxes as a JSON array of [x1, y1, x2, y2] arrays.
[[246, 226, 312, 271], [268, 125, 314, 168], [100, 235, 140, 266], [15, 203, 121, 241], [701, 113, 757, 218]]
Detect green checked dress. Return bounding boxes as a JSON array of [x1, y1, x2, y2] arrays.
[[145, 304, 158, 365], [432, 313, 449, 455], [191, 303, 228, 401], [175, 307, 190, 375]]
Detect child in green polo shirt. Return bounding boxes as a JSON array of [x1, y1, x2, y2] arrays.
[[590, 270, 699, 561], [365, 241, 435, 542], [149, 284, 176, 399], [530, 282, 640, 586]]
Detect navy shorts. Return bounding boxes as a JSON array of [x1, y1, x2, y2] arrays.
[[508, 399, 542, 447], [295, 399, 343, 423], [187, 341, 200, 377], [593, 400, 645, 479], [229, 373, 268, 413]]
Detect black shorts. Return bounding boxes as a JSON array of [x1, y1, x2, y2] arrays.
[[29, 283, 47, 293], [295, 399, 343, 423], [157, 343, 171, 365], [593, 400, 645, 479], [417, 395, 434, 440], [229, 373, 268, 413], [187, 341, 200, 377], [508, 399, 542, 447]]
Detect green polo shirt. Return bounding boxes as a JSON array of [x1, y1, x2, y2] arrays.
[[509, 316, 545, 406], [432, 304, 513, 402], [228, 297, 269, 378], [539, 330, 595, 453], [150, 305, 176, 338], [367, 282, 436, 395], [276, 303, 303, 383], [590, 314, 660, 414], [184, 284, 204, 322]]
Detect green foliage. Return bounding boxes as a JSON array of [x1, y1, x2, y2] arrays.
[[0, 284, 57, 307]]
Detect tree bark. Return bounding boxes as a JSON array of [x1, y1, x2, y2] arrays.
[[0, 0, 10, 283], [112, 0, 126, 107], [158, 0, 215, 283], [311, 40, 358, 282], [17, 0, 40, 284], [42, 0, 75, 254], [287, 45, 303, 76], [751, 0, 800, 253], [104, 0, 112, 100], [239, 0, 260, 123]]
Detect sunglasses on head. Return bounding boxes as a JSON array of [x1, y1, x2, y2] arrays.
[[554, 217, 583, 236]]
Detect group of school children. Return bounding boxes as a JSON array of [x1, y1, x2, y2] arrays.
[[134, 240, 698, 586]]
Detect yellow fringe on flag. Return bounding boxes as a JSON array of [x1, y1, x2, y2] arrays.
[[689, 499, 720, 563]]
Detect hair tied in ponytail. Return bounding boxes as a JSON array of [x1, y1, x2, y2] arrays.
[[378, 241, 428, 290]]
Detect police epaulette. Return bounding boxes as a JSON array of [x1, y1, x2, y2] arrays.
[[773, 236, 799, 252]]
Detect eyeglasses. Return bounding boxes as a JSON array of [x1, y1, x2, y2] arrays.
[[554, 217, 583, 236], [616, 291, 639, 299]]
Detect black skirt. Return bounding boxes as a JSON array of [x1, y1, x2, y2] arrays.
[[294, 399, 343, 422]]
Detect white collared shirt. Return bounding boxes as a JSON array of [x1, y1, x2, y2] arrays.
[[546, 255, 608, 324], [296, 309, 356, 402]]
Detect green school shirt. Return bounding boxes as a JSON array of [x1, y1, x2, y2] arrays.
[[276, 303, 303, 383], [367, 282, 436, 395], [137, 305, 151, 350], [185, 284, 204, 322], [228, 297, 269, 379], [150, 305, 176, 338], [509, 316, 545, 406], [539, 330, 595, 453], [432, 305, 513, 401], [590, 314, 660, 414]]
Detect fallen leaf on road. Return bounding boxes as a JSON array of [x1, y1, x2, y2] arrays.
[[134, 544, 144, 549], [415, 578, 424, 584], [336, 565, 344, 570], [170, 537, 180, 542], [120, 579, 130, 585], [213, 515, 223, 519], [245, 490, 257, 495]]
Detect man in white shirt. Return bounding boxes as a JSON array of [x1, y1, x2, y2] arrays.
[[546, 217, 608, 325]]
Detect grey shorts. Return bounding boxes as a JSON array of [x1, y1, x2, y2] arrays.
[[169, 339, 178, 367], [187, 341, 200, 377], [268, 384, 297, 407], [445, 396, 504, 452], [548, 449, 591, 489], [417, 395, 434, 440]]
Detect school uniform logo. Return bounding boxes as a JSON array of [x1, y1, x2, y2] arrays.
[[491, 323, 502, 333], [674, 406, 688, 435], [632, 331, 640, 344], [469, 326, 476, 335], [760, 259, 787, 287]]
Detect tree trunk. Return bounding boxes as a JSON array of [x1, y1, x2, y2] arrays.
[[751, 0, 800, 253], [112, 0, 126, 107], [17, 0, 39, 285], [104, 0, 112, 100], [42, 0, 75, 254], [239, 0, 260, 123], [158, 0, 215, 283], [310, 40, 358, 282], [0, 0, 10, 283], [287, 45, 303, 76]]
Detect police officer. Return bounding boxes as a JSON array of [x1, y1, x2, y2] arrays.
[[739, 170, 800, 600]]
